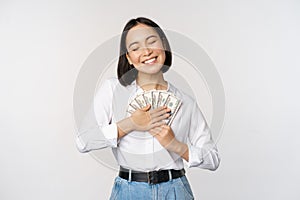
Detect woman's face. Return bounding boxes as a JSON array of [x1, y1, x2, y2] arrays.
[[125, 23, 166, 75]]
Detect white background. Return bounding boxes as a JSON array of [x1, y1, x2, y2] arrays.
[[1, 0, 299, 199]]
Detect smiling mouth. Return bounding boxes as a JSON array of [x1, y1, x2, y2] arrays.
[[143, 57, 157, 64]]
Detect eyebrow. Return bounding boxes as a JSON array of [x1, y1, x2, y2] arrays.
[[128, 35, 158, 49]]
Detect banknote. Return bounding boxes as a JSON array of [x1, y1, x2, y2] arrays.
[[135, 94, 147, 108], [164, 94, 182, 126], [167, 101, 182, 126], [157, 91, 169, 107], [143, 91, 153, 108], [129, 99, 141, 110], [126, 104, 136, 114], [127, 90, 181, 126], [151, 90, 159, 109]]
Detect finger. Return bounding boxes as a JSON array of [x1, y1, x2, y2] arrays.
[[149, 105, 167, 114], [151, 113, 170, 124], [161, 124, 169, 129], [150, 108, 170, 118], [154, 126, 162, 132], [149, 127, 161, 136], [148, 129, 156, 135], [149, 120, 166, 129], [140, 104, 151, 111], [149, 127, 160, 133], [148, 129, 155, 135], [161, 125, 172, 133]]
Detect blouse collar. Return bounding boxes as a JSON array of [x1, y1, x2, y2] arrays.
[[130, 79, 174, 94]]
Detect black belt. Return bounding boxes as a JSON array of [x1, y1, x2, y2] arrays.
[[118, 166, 185, 184]]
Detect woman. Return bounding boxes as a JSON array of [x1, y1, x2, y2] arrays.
[[76, 17, 220, 200]]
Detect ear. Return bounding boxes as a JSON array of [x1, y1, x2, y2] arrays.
[[126, 53, 132, 65]]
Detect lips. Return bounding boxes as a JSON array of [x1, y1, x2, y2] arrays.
[[142, 57, 157, 64]]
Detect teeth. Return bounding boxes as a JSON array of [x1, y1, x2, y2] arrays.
[[144, 57, 156, 64]]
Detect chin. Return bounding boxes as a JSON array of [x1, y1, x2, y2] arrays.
[[139, 64, 163, 74]]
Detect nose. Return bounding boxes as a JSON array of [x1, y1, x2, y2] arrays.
[[142, 46, 152, 56]]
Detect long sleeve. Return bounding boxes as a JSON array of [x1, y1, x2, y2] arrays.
[[75, 78, 119, 153], [186, 100, 220, 170]]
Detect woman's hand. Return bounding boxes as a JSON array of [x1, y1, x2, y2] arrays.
[[130, 104, 171, 131], [149, 124, 178, 150], [116, 104, 170, 139], [149, 125, 189, 161]]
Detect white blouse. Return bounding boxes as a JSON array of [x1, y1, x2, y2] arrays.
[[76, 77, 220, 172]]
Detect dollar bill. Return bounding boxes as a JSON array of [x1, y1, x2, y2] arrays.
[[126, 104, 136, 114], [151, 90, 159, 109], [142, 91, 153, 108], [167, 101, 182, 126], [129, 99, 141, 110], [127, 90, 182, 125], [165, 94, 182, 126], [157, 91, 170, 107], [135, 94, 147, 108]]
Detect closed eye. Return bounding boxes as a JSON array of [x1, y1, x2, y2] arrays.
[[148, 40, 157, 44]]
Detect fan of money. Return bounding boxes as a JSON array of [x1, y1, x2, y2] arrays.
[[127, 90, 182, 126]]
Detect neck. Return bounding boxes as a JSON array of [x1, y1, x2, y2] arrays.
[[136, 71, 168, 91]]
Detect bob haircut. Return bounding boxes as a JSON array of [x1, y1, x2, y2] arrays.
[[117, 17, 172, 86]]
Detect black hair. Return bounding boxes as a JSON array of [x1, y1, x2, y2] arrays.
[[117, 17, 172, 86]]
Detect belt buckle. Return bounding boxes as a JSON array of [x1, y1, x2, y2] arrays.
[[147, 171, 158, 184]]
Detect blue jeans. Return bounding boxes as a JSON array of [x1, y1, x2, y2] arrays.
[[109, 175, 194, 200]]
